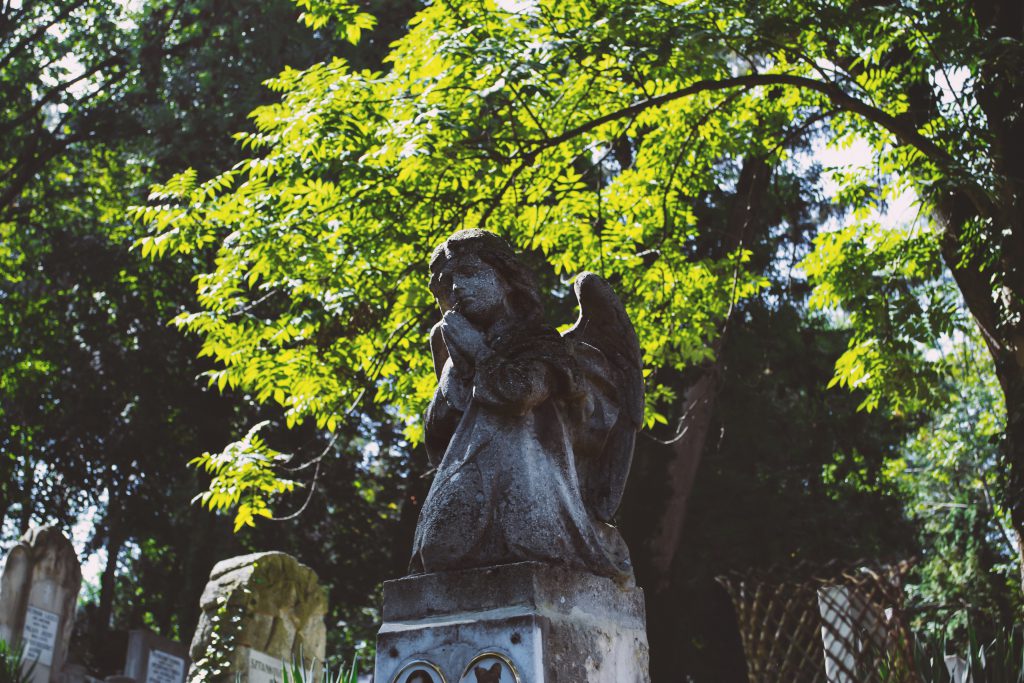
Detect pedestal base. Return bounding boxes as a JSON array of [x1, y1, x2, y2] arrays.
[[375, 562, 650, 683]]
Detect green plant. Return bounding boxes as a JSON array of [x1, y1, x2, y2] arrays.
[[188, 594, 246, 683], [913, 634, 953, 683], [913, 621, 1024, 683], [0, 639, 37, 683], [283, 653, 360, 683]]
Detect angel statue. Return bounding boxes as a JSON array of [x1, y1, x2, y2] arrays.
[[409, 229, 644, 582]]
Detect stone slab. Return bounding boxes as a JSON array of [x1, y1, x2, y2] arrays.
[[22, 605, 60, 667], [123, 630, 189, 683], [383, 562, 643, 625], [243, 648, 313, 683]]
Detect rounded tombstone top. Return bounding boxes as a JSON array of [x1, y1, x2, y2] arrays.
[[208, 551, 292, 580], [19, 524, 73, 549], [200, 551, 325, 614], [9, 525, 81, 583]]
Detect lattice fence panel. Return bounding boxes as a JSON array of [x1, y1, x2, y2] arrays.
[[717, 562, 917, 683]]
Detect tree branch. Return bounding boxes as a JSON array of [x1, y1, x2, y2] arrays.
[[522, 72, 998, 221], [0, 0, 90, 70], [0, 50, 128, 136]]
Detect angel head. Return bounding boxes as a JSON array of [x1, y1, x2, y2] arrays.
[[428, 229, 543, 328]]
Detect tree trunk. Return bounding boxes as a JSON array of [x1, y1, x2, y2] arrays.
[[646, 157, 772, 589], [646, 371, 720, 592], [938, 191, 1024, 588], [998, 365, 1024, 587], [96, 511, 124, 632], [908, 0, 1024, 587], [641, 157, 772, 683], [18, 455, 34, 534]]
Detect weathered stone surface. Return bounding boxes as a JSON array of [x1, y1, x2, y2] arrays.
[[412, 230, 644, 582], [188, 552, 326, 683], [0, 526, 82, 683], [376, 562, 650, 683]]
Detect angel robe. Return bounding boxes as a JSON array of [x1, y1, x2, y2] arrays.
[[409, 324, 633, 581]]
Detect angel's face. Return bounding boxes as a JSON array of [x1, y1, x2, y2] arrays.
[[436, 253, 510, 326]]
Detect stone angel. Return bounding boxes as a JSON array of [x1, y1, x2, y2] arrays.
[[409, 230, 644, 582]]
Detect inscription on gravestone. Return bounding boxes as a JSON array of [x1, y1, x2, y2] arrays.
[[21, 605, 59, 667], [247, 650, 310, 683], [146, 650, 187, 683], [248, 650, 282, 683]]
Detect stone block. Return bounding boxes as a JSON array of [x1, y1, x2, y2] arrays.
[[375, 562, 649, 683]]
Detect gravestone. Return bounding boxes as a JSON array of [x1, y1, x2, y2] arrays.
[[188, 552, 326, 683], [376, 230, 650, 682], [123, 630, 189, 683], [0, 526, 82, 683]]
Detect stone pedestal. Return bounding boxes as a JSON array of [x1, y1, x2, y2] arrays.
[[375, 562, 649, 683]]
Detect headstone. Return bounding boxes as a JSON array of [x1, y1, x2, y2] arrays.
[[376, 231, 650, 682], [123, 630, 189, 683], [0, 526, 82, 683], [188, 552, 326, 683]]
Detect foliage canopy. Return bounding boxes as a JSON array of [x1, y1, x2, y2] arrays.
[[1, 0, 409, 663], [137, 0, 1024, 546]]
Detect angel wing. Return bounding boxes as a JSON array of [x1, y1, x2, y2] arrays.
[[563, 272, 644, 522]]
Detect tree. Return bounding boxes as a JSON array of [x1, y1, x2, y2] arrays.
[[2, 0, 417, 657], [886, 335, 1021, 640], [624, 298, 919, 679], [614, 158, 921, 678], [0, 0, 136, 222], [136, 0, 1024, 581], [1, 0, 136, 525]]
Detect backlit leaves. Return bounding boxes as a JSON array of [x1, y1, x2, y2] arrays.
[[190, 421, 299, 531], [136, 0, 1001, 524]]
